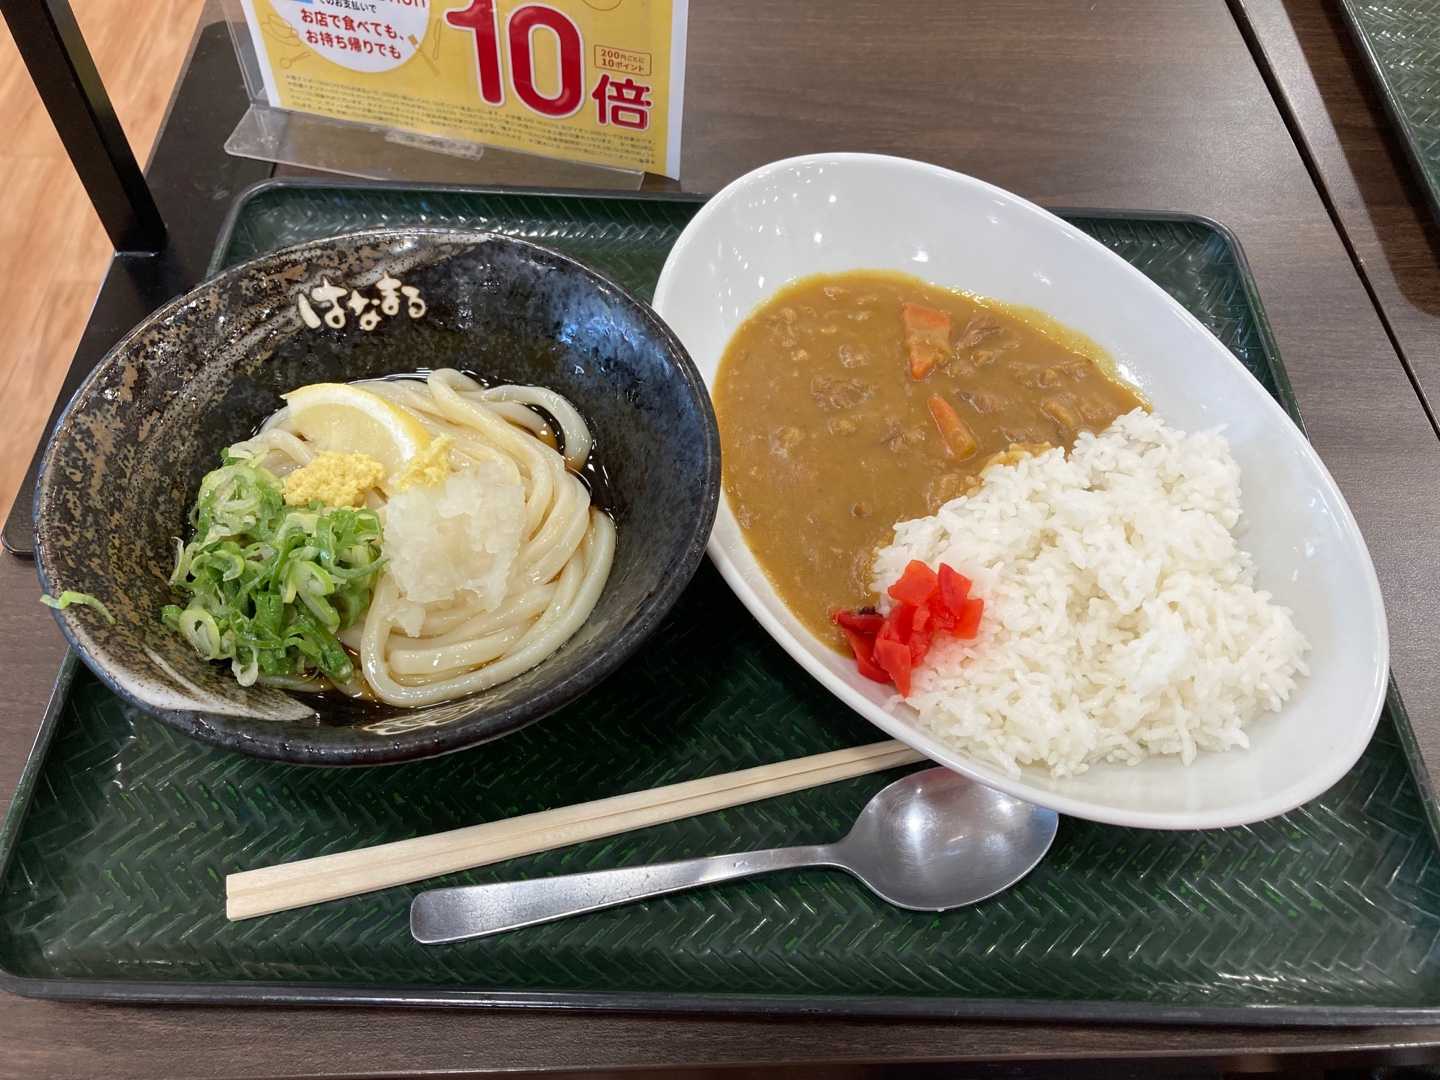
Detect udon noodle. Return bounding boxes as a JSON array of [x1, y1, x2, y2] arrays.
[[229, 368, 615, 707]]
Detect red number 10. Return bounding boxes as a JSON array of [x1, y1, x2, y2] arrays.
[[446, 1, 584, 118]]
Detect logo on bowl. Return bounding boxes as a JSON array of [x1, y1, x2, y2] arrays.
[[296, 274, 427, 331]]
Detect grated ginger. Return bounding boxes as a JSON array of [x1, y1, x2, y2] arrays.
[[393, 434, 455, 491], [283, 451, 386, 508]]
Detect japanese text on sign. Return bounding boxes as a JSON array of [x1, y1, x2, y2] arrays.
[[238, 0, 688, 176]]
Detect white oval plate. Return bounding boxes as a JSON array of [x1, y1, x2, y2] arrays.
[[653, 153, 1388, 829]]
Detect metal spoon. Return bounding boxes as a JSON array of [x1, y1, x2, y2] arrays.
[[410, 767, 1059, 945]]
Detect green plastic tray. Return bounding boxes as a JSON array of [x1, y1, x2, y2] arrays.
[[1339, 0, 1440, 224], [2, 181, 1436, 1025]]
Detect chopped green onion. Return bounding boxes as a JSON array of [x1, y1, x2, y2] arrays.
[[161, 455, 385, 686], [40, 590, 116, 624]]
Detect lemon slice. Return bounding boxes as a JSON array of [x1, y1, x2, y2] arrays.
[[282, 383, 430, 479]]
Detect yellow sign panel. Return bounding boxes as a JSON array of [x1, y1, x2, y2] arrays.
[[239, 0, 688, 177]]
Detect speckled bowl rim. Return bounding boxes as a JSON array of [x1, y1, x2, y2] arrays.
[[33, 227, 720, 766]]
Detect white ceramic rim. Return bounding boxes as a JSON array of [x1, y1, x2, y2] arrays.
[[654, 152, 1389, 830]]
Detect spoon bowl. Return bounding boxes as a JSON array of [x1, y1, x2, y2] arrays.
[[835, 768, 1059, 910], [411, 767, 1059, 944]]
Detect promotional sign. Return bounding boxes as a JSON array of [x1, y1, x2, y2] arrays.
[[239, 0, 688, 176]]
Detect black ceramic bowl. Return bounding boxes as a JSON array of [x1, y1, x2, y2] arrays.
[[33, 229, 719, 765]]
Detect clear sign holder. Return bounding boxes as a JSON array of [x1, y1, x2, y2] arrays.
[[221, 0, 644, 189]]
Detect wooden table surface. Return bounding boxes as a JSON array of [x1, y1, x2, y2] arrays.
[[7, 0, 1440, 1075], [1236, 0, 1440, 429]]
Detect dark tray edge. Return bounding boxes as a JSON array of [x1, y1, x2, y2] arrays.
[[0, 652, 78, 873], [203, 176, 713, 278], [8, 969, 1440, 1026], [1333, 0, 1440, 229], [3, 181, 1432, 1024]]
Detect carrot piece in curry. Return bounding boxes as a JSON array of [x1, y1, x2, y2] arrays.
[[902, 302, 951, 379], [927, 394, 978, 459]]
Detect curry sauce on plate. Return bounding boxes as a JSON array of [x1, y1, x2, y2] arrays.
[[714, 270, 1146, 645]]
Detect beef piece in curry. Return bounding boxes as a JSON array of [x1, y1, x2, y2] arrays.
[[714, 270, 1146, 647]]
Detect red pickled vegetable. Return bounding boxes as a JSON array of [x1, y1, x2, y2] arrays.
[[841, 627, 890, 683], [907, 604, 933, 664], [834, 560, 983, 692], [888, 559, 939, 607], [833, 609, 884, 635], [908, 629, 932, 666], [874, 638, 914, 696], [912, 604, 931, 634], [955, 597, 985, 639], [878, 602, 915, 644], [928, 602, 957, 633], [937, 564, 971, 616]]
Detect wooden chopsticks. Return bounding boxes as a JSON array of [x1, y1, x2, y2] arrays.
[[225, 739, 924, 920]]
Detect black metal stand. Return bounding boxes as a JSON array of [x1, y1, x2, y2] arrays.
[[0, 13, 272, 555], [0, 0, 166, 253]]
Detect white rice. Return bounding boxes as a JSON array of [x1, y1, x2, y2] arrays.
[[871, 409, 1309, 777]]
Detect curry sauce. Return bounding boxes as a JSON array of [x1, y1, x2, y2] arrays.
[[714, 270, 1146, 646]]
